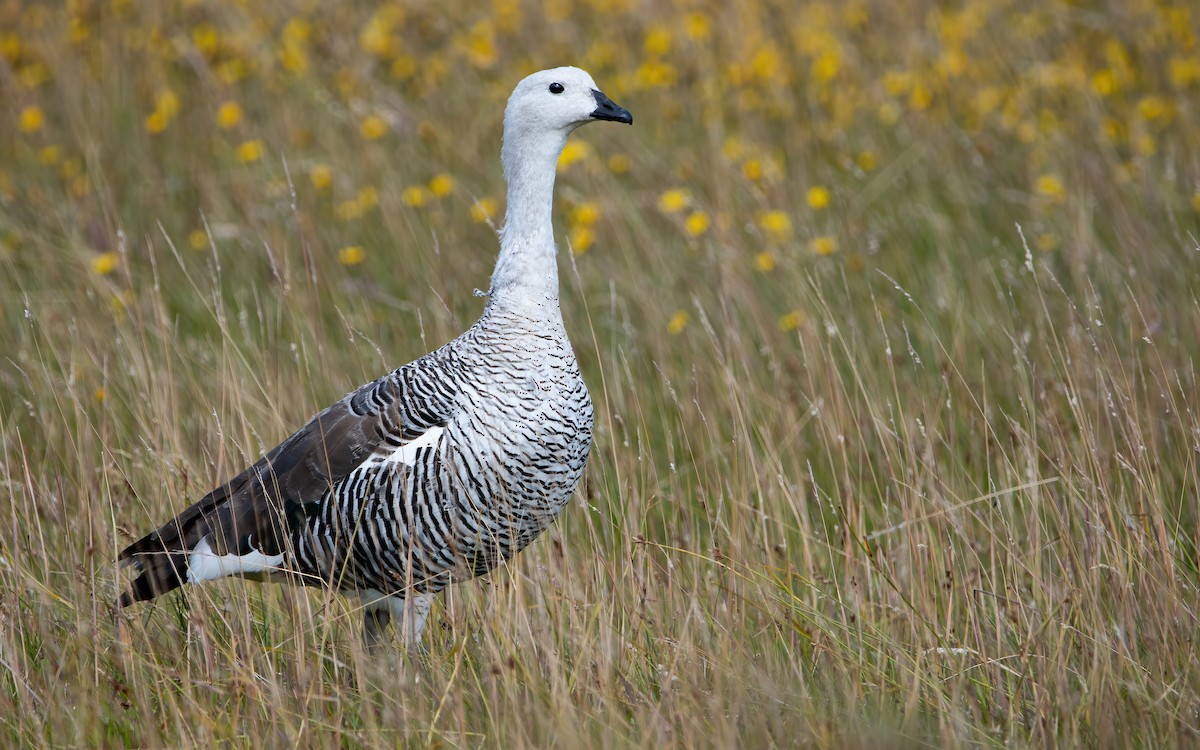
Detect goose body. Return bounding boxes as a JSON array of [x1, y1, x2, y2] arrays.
[[117, 67, 632, 644]]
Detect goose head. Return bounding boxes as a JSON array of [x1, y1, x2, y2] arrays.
[[503, 66, 632, 141]]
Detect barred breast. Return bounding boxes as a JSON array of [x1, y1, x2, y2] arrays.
[[288, 311, 593, 598]]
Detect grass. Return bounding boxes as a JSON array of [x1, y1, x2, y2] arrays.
[[2, 0, 1199, 746]]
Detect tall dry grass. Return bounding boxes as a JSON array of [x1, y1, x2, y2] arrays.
[[1, 0, 1199, 746]]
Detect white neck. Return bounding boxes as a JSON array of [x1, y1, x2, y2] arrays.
[[486, 126, 570, 319]]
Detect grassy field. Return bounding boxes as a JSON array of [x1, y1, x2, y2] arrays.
[[2, 0, 1199, 746]]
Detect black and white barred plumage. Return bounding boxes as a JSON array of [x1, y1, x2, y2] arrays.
[[288, 314, 593, 606], [116, 67, 632, 645]]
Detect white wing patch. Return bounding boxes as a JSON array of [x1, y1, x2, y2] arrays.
[[360, 425, 445, 470], [186, 535, 285, 584]]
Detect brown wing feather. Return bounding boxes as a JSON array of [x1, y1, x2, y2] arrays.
[[117, 374, 415, 606]]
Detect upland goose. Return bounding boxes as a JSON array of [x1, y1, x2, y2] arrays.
[[117, 67, 632, 646]]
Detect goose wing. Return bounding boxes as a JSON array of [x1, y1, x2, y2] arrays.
[[117, 363, 455, 606]]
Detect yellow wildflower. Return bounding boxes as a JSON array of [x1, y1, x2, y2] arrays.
[[68, 17, 90, 44], [156, 90, 180, 119], [280, 19, 311, 73], [608, 154, 630, 174], [236, 140, 263, 163], [217, 59, 249, 85], [909, 83, 932, 110], [401, 186, 430, 207], [337, 246, 365, 266], [777, 311, 806, 331], [1035, 174, 1064, 201], [192, 23, 219, 57], [758, 210, 791, 240], [685, 12, 710, 40], [361, 114, 388, 140], [471, 197, 499, 223], [807, 186, 831, 209], [570, 226, 593, 254], [937, 49, 967, 78], [2, 37, 21, 63], [1136, 96, 1167, 122], [310, 164, 333, 190], [1091, 69, 1117, 96], [667, 310, 689, 335], [754, 252, 776, 272], [812, 50, 840, 83], [359, 14, 396, 58], [644, 27, 671, 57], [685, 211, 710, 237], [357, 185, 378, 210], [883, 70, 912, 96], [1169, 57, 1200, 87], [571, 202, 600, 227], [811, 236, 837, 255], [144, 110, 168, 134], [493, 0, 521, 33], [1101, 117, 1125, 143], [19, 105, 44, 133], [742, 159, 763, 182], [60, 157, 80, 179], [91, 251, 118, 275], [750, 46, 782, 83], [94, 387, 106, 403], [856, 150, 878, 171], [1136, 134, 1156, 157], [429, 174, 455, 197], [464, 20, 497, 69], [634, 61, 677, 89], [972, 87, 1002, 117], [39, 145, 61, 165], [658, 188, 690, 213], [109, 291, 134, 315], [216, 100, 242, 129], [557, 140, 591, 170], [1036, 233, 1058, 251], [1192, 192, 1200, 213], [188, 229, 208, 250]]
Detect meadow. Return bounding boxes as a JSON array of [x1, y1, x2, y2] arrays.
[[2, 0, 1199, 746]]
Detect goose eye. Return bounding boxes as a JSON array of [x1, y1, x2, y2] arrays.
[[548, 82, 564, 94]]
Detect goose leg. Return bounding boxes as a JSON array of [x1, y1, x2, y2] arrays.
[[360, 590, 434, 650], [363, 607, 392, 652], [396, 593, 434, 648]]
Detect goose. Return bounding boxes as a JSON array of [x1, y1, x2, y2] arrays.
[[116, 66, 632, 646]]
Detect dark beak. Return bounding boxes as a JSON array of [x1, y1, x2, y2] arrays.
[[590, 89, 633, 125]]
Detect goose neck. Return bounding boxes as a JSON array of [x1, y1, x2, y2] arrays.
[[486, 129, 568, 315]]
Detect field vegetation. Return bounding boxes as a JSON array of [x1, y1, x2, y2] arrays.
[[1, 0, 1199, 746]]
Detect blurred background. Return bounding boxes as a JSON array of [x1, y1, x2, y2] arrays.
[[1, 0, 1199, 746]]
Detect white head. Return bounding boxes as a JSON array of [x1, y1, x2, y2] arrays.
[[504, 66, 633, 137]]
